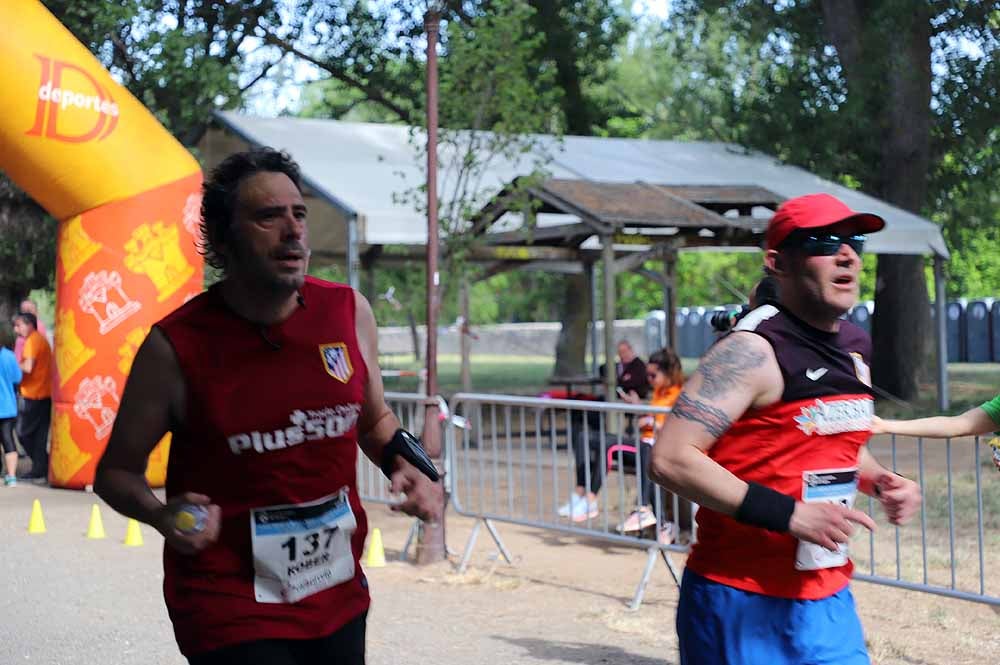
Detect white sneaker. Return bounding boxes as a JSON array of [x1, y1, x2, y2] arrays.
[[658, 523, 675, 545], [571, 499, 599, 523], [558, 494, 587, 518]]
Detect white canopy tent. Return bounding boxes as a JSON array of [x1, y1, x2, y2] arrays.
[[199, 112, 952, 407]]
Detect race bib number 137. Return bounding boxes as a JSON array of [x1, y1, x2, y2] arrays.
[[251, 488, 357, 604]]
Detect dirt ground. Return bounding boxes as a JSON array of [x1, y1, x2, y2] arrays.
[[367, 503, 1000, 665], [2, 482, 998, 664]]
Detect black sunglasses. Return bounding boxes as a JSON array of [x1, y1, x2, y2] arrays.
[[781, 232, 865, 256]]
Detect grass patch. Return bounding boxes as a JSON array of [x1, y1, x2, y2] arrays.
[[876, 363, 1000, 419], [380, 354, 555, 397]]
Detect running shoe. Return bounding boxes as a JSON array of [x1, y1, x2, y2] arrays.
[[616, 508, 657, 533]]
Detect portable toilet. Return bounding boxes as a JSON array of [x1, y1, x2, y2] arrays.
[[848, 301, 874, 335], [991, 301, 1000, 362], [946, 300, 966, 362], [685, 307, 706, 358], [676, 307, 692, 357], [644, 310, 666, 357], [965, 299, 993, 363]]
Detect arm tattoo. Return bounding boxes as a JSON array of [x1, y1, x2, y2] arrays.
[[696, 336, 767, 399], [671, 393, 732, 438]]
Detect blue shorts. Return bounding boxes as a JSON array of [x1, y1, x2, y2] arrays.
[[677, 569, 870, 665]]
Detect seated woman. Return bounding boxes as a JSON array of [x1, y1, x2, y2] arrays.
[[558, 349, 684, 543], [615, 348, 684, 543]]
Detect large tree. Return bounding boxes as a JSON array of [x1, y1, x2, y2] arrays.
[[280, 0, 630, 374], [625, 1, 999, 399]]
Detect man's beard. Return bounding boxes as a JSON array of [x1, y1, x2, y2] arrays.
[[229, 242, 306, 294]]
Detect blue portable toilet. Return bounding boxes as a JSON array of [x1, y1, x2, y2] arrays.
[[676, 307, 692, 358], [686, 307, 706, 357], [946, 300, 966, 362], [644, 310, 666, 357], [848, 301, 874, 335], [965, 299, 993, 363], [991, 301, 1000, 362]]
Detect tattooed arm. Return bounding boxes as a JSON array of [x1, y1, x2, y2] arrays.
[[648, 331, 782, 514]]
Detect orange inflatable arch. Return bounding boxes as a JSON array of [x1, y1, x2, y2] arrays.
[[0, 1, 203, 489]]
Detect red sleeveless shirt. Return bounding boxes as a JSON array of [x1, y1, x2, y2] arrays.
[[157, 276, 370, 656], [685, 304, 874, 600]]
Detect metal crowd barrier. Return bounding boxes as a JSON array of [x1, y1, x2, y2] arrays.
[[444, 392, 1000, 609], [447, 392, 688, 608], [853, 433, 1000, 606], [356, 391, 431, 560]]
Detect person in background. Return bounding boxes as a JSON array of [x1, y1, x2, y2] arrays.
[[607, 339, 650, 399], [14, 299, 47, 363], [0, 329, 22, 486], [617, 347, 685, 544], [13, 312, 51, 483]]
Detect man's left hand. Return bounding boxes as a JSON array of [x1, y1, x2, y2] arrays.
[[876, 473, 921, 526], [389, 457, 444, 523]]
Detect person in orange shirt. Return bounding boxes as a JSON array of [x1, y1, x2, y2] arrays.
[[616, 348, 684, 543], [13, 299, 47, 364], [13, 312, 51, 483]]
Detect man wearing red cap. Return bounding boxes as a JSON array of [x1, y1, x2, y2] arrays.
[[651, 193, 922, 664]]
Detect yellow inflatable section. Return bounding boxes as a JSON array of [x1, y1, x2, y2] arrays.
[[0, 1, 203, 489]]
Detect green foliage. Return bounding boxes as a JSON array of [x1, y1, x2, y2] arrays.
[[43, 0, 277, 145], [0, 174, 57, 316]]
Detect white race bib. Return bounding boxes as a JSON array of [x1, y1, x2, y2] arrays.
[[251, 488, 357, 604], [795, 468, 858, 571]]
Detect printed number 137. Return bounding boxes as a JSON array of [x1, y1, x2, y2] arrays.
[[280, 526, 338, 561]]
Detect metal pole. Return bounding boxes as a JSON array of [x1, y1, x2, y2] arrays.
[[663, 248, 677, 350], [587, 261, 599, 375], [418, 7, 445, 565], [934, 255, 949, 410], [602, 236, 617, 403], [346, 214, 360, 290]]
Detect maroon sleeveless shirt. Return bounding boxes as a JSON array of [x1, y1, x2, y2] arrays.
[[157, 276, 370, 656]]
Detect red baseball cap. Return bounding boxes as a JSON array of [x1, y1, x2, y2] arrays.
[[766, 193, 885, 250]]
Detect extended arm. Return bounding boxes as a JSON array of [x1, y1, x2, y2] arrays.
[[648, 332, 779, 513], [872, 406, 997, 439], [353, 291, 442, 521], [94, 328, 220, 553]]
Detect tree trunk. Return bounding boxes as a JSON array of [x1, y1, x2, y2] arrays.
[[822, 0, 934, 401], [870, 5, 934, 400], [407, 310, 421, 362], [459, 278, 472, 391], [553, 273, 591, 376]]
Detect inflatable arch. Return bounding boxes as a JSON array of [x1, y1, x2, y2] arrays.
[[0, 1, 203, 489]]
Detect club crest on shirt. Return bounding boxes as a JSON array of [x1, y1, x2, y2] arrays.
[[849, 352, 872, 387], [319, 342, 353, 383]]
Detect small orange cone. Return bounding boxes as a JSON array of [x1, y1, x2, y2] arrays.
[[28, 499, 46, 534], [86, 504, 106, 539], [365, 528, 386, 568], [123, 519, 143, 547]]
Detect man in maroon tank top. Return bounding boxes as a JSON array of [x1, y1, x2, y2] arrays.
[[650, 194, 923, 664], [95, 148, 442, 664]]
